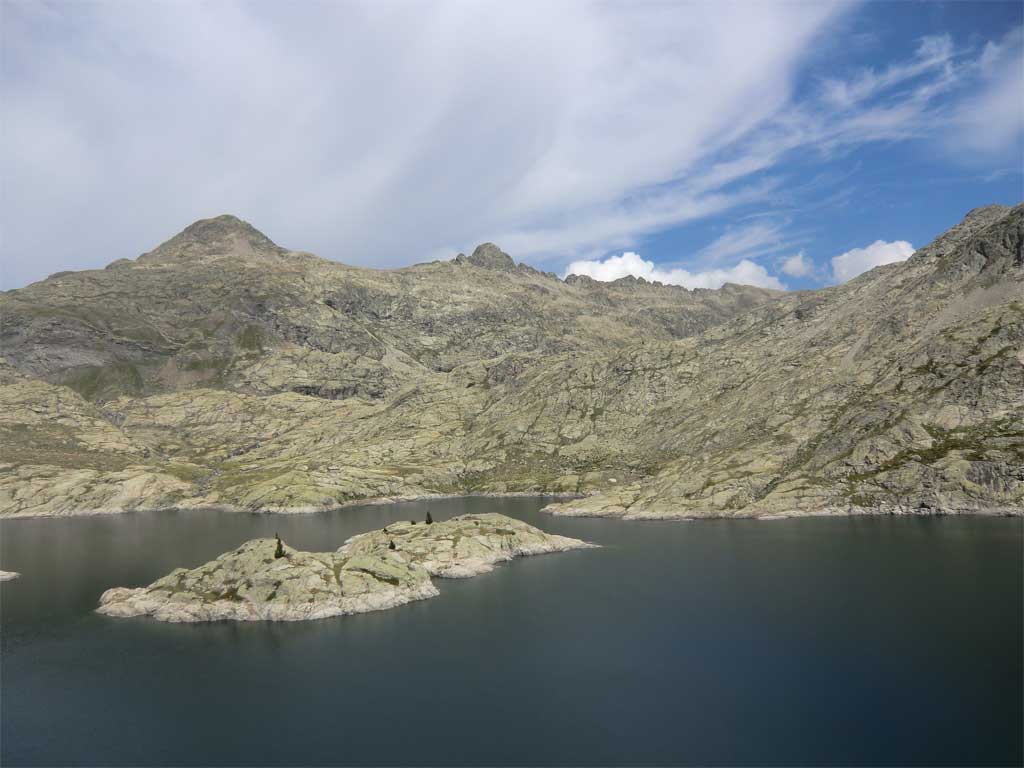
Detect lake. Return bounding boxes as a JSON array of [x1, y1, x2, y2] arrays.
[[1, 498, 1021, 766]]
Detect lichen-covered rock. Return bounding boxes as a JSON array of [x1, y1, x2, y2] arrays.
[[96, 514, 594, 622], [97, 537, 438, 622], [0, 463, 193, 517], [339, 513, 597, 578]]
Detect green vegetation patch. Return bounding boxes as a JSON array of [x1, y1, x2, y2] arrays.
[[63, 362, 146, 401], [237, 325, 265, 351], [848, 418, 1024, 482]]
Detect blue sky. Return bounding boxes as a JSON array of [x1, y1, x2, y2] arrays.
[[617, 1, 1024, 290], [2, 1, 1022, 290]]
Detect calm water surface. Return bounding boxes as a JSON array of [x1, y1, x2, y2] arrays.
[[1, 498, 1021, 766]]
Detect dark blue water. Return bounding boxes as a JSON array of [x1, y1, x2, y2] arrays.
[[2, 499, 1021, 766]]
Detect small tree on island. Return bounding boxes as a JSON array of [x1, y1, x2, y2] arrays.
[[426, 510, 433, 525], [274, 533, 285, 559]]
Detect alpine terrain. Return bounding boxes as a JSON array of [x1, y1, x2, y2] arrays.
[[1, 204, 1021, 518]]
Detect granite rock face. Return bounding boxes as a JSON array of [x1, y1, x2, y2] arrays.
[[339, 513, 598, 578], [2, 205, 1022, 519], [96, 514, 593, 622]]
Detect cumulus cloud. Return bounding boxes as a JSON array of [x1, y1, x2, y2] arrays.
[[781, 251, 813, 277], [565, 252, 784, 290], [831, 240, 914, 283]]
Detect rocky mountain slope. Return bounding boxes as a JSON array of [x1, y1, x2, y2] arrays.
[[1, 205, 1021, 517], [2, 215, 773, 401]]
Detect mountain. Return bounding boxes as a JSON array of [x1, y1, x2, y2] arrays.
[[0, 206, 1020, 517]]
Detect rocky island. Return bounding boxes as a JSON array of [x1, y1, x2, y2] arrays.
[[96, 513, 594, 622], [1, 205, 1021, 519], [0, 570, 20, 581]]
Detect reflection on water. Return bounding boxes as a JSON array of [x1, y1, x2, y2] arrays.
[[2, 499, 1021, 766]]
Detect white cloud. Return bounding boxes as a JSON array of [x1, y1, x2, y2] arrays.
[[944, 28, 1024, 160], [819, 33, 954, 109], [0, 1, 846, 287], [492, 176, 783, 262], [0, 2, 1015, 290], [695, 222, 786, 264], [820, 34, 954, 109], [831, 240, 914, 283], [565, 252, 785, 290], [781, 251, 813, 277]]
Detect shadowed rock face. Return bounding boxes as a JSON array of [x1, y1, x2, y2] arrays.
[[96, 514, 594, 622], [1, 205, 1021, 518], [466, 242, 515, 271]]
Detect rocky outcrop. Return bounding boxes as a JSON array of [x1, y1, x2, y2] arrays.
[[338, 512, 597, 578], [136, 214, 288, 264], [96, 514, 594, 622], [0, 570, 20, 581], [97, 537, 438, 622], [0, 463, 193, 517], [464, 242, 516, 271]]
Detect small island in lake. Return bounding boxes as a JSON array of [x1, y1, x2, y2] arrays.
[[97, 513, 594, 622]]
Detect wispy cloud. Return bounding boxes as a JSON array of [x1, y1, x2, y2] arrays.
[[695, 222, 788, 264], [819, 35, 955, 110], [943, 28, 1024, 160], [0, 0, 847, 286]]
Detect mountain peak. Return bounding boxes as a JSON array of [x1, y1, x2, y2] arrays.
[[909, 202, 1020, 267], [962, 204, 1012, 224], [465, 242, 515, 271], [181, 214, 269, 240], [138, 215, 284, 264]]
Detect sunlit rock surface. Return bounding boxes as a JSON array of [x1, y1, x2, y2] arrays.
[[96, 514, 594, 622]]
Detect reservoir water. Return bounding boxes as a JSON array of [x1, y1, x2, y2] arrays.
[[1, 498, 1021, 766]]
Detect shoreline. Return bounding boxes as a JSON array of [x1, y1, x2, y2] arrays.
[[0, 491, 585, 520], [542, 501, 1022, 521], [0, 490, 1019, 521]]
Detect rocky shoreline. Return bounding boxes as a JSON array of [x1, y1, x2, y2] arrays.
[[542, 499, 1023, 520], [1, 487, 1018, 521], [0, 489, 584, 520], [96, 513, 595, 622]]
